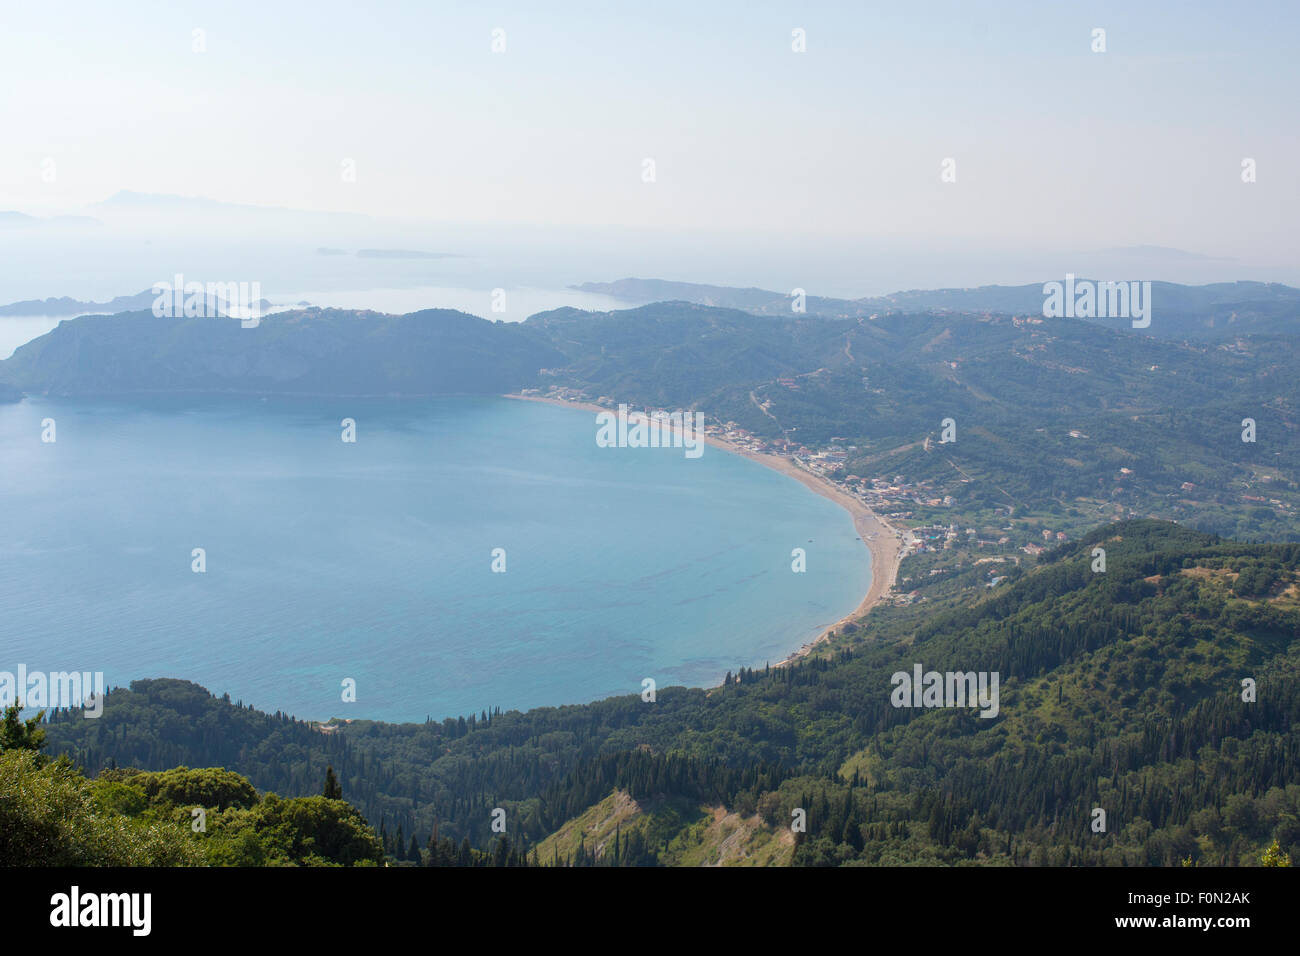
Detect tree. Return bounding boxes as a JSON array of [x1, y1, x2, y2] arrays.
[[249, 794, 384, 866], [1261, 840, 1292, 867], [112, 766, 258, 811], [323, 765, 342, 800], [0, 702, 46, 756], [0, 750, 200, 866]]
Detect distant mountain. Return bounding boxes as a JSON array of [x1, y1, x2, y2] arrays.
[[93, 190, 242, 211], [568, 278, 799, 312], [572, 278, 1300, 339], [0, 307, 564, 396], [0, 290, 156, 317], [0, 289, 275, 318]]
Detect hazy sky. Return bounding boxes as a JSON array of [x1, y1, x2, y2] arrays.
[[2, 1, 1297, 268]]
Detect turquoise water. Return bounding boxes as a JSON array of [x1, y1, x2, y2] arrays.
[[0, 395, 869, 723]]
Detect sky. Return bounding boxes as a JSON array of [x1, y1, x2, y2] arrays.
[[0, 0, 1297, 287]]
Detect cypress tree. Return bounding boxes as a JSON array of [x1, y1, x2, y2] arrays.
[[323, 765, 342, 800]]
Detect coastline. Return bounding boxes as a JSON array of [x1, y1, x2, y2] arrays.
[[502, 392, 907, 666]]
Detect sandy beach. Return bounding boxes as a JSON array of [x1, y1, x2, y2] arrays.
[[502, 393, 907, 665]]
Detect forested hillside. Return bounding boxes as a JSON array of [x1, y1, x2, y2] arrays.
[[44, 521, 1300, 866], [1, 712, 384, 867], [527, 304, 1299, 541], [0, 307, 564, 396]]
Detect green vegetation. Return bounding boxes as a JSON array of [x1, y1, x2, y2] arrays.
[[529, 306, 1299, 542], [1, 702, 381, 867], [8, 293, 1299, 866], [1261, 839, 1292, 866], [0, 307, 564, 397], [0, 749, 202, 866]]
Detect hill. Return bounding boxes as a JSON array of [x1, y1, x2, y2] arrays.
[[0, 307, 564, 396], [524, 305, 1300, 542], [573, 278, 1300, 339], [0, 717, 384, 867], [0, 288, 275, 318]]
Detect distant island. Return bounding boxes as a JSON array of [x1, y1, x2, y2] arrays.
[[355, 249, 456, 260], [0, 288, 282, 318]]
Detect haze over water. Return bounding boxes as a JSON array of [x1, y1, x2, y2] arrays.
[[0, 395, 870, 723]]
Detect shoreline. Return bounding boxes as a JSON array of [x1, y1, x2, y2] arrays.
[[502, 392, 908, 667]]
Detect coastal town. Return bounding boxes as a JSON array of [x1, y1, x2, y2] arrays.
[[520, 370, 1293, 629]]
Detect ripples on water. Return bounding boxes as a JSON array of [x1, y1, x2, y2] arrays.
[[0, 395, 869, 722]]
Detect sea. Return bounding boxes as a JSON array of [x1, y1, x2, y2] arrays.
[[0, 393, 870, 723]]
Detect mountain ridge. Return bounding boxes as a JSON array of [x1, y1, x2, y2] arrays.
[[572, 277, 1300, 339]]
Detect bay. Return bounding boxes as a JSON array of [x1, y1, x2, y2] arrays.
[[0, 395, 870, 723]]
